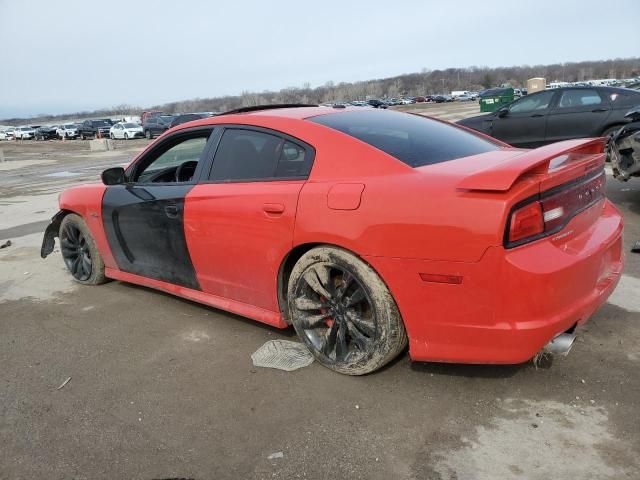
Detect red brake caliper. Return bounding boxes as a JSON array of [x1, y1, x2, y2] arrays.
[[319, 295, 333, 327]]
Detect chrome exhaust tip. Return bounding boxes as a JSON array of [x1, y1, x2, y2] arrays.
[[543, 333, 576, 356]]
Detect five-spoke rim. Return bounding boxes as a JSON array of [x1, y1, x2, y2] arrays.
[[60, 223, 92, 281], [293, 263, 377, 363]]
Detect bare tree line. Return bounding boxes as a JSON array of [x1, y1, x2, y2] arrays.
[[4, 57, 639, 125]]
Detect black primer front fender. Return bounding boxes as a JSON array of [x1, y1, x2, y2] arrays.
[[40, 210, 68, 258]]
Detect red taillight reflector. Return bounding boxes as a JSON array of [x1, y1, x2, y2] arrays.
[[508, 201, 544, 243], [419, 273, 463, 284]]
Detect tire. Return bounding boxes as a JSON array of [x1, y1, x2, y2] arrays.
[[110, 133, 115, 140], [145, 130, 152, 139], [287, 246, 407, 375], [59, 214, 108, 285], [124, 133, 129, 140], [80, 133, 86, 140]]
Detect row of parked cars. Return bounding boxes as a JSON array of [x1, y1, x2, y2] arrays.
[[0, 112, 216, 142], [328, 94, 481, 109]]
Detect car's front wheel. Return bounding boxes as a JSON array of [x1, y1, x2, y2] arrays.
[[145, 130, 152, 139], [287, 246, 407, 375], [59, 214, 107, 285], [124, 133, 129, 140]]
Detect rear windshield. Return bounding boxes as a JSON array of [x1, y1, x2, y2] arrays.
[[309, 110, 499, 167]]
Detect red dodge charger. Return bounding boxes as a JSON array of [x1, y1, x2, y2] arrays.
[[41, 105, 623, 375]]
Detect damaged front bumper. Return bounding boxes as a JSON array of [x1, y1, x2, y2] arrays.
[[40, 210, 66, 258]]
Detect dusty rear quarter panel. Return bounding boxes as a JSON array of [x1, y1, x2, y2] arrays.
[[294, 146, 541, 263]]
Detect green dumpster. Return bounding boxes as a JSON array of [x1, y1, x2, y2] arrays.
[[479, 87, 514, 112]]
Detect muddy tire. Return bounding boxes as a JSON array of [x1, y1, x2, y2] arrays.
[[287, 246, 407, 375], [59, 214, 107, 285]]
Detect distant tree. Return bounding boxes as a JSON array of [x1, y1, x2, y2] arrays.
[[482, 73, 493, 88]]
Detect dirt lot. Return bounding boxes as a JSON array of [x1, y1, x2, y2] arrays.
[[1, 112, 640, 479]]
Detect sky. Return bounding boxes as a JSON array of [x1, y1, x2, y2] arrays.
[[1, 0, 639, 118]]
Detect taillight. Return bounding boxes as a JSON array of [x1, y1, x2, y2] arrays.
[[505, 171, 605, 247], [508, 201, 544, 243]]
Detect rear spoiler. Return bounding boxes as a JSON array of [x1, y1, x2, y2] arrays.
[[458, 138, 607, 192]]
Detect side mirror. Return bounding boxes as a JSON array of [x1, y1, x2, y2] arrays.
[[497, 107, 509, 118], [101, 167, 126, 185]]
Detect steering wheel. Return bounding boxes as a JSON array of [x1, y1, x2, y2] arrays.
[[175, 160, 198, 182]]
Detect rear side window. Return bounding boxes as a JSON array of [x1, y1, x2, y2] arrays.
[[557, 89, 602, 108], [209, 129, 313, 181], [309, 110, 499, 167]]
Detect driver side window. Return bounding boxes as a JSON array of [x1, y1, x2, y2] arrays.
[[509, 90, 555, 113], [134, 134, 210, 183]]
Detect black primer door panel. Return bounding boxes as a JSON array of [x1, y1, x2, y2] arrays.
[[102, 184, 200, 289]]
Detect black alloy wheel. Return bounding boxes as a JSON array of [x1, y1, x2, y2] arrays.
[[60, 222, 92, 281], [292, 262, 377, 363], [288, 247, 407, 375]]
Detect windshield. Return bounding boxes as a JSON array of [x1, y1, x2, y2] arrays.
[[123, 123, 138, 128], [64, 124, 75, 129], [93, 121, 110, 127]]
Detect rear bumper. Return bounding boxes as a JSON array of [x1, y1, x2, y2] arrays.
[[365, 199, 624, 364]]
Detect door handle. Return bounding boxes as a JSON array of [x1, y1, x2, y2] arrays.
[[164, 205, 179, 218], [592, 108, 607, 113], [262, 203, 285, 214], [531, 113, 544, 118]]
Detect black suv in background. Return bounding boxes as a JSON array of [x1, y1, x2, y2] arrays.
[[143, 115, 174, 139], [35, 126, 58, 140], [78, 119, 112, 139], [168, 113, 208, 128]]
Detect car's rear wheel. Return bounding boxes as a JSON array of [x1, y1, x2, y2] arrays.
[[287, 246, 407, 375], [59, 214, 107, 285], [80, 133, 86, 140]]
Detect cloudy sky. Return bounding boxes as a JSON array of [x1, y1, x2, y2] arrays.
[[1, 0, 639, 118]]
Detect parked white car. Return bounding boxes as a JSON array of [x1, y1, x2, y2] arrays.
[[56, 124, 79, 139], [109, 122, 144, 140], [0, 128, 13, 140], [15, 126, 36, 139], [3, 127, 16, 140]]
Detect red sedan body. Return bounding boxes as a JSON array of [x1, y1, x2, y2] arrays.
[[43, 106, 623, 367]]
